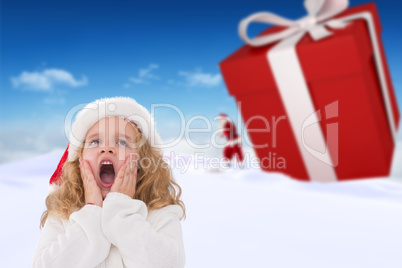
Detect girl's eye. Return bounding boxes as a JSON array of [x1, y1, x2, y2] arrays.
[[117, 140, 127, 146], [89, 140, 100, 146]]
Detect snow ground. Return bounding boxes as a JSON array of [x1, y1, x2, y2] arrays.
[[0, 145, 401, 267]]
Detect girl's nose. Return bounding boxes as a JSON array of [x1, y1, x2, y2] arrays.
[[98, 146, 116, 155]]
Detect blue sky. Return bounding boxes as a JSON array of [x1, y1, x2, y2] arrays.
[[1, 0, 401, 163]]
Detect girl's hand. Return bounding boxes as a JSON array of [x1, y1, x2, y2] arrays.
[[79, 158, 103, 207], [110, 153, 137, 199]]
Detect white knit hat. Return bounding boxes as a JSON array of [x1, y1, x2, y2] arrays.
[[67, 96, 162, 162]]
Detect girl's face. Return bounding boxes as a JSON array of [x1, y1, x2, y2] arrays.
[[82, 116, 138, 200]]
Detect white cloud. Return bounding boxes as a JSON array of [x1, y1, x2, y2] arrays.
[[139, 64, 159, 79], [178, 69, 222, 87], [129, 77, 148, 85], [11, 69, 88, 91], [126, 63, 159, 86]]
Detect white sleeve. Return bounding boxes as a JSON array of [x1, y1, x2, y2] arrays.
[[32, 205, 111, 268], [101, 192, 185, 268]]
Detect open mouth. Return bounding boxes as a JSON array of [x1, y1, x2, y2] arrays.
[[99, 160, 116, 187]]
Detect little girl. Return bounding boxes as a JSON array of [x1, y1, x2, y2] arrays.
[[33, 97, 186, 268]]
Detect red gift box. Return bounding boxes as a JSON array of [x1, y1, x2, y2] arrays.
[[219, 2, 400, 182]]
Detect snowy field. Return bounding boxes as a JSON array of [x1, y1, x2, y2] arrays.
[[0, 143, 402, 267]]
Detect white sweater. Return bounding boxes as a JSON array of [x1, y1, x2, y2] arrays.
[[32, 192, 185, 268]]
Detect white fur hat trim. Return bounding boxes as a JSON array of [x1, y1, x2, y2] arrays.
[[67, 96, 162, 162]]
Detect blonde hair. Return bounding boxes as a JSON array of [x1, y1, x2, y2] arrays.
[[40, 126, 185, 228]]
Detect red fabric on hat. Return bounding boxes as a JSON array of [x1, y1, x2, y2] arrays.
[[49, 143, 69, 185]]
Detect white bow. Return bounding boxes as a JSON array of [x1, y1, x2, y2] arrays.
[[239, 0, 350, 46]]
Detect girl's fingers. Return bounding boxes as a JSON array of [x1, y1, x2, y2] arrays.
[[80, 159, 97, 188], [79, 159, 103, 206], [122, 156, 131, 188], [128, 154, 138, 187], [112, 157, 130, 190], [79, 158, 83, 173], [131, 157, 137, 187], [110, 154, 137, 197], [119, 158, 130, 182], [84, 162, 99, 192], [79, 158, 87, 184], [83, 160, 94, 180]]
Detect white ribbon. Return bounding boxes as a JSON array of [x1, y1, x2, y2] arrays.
[[239, 0, 349, 46], [238, 0, 397, 182]]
